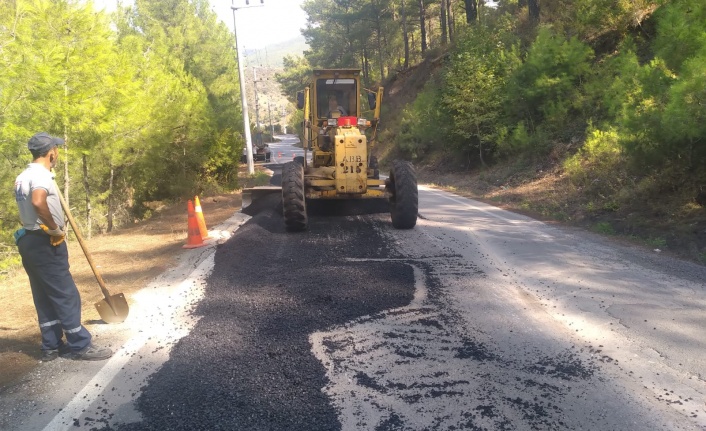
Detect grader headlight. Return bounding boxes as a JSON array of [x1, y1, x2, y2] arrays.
[[357, 118, 368, 127], [327, 118, 338, 127]]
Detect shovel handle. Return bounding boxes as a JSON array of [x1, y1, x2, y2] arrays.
[[53, 180, 117, 313]]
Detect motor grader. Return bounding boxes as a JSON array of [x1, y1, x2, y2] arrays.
[[244, 68, 418, 231]]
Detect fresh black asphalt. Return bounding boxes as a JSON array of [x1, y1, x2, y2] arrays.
[[109, 165, 415, 431]]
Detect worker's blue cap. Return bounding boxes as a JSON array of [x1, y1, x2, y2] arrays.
[[28, 132, 65, 153]]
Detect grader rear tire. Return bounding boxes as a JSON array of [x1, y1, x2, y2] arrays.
[[388, 160, 418, 229], [282, 161, 307, 231]]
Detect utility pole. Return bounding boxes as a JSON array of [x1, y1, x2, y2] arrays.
[[280, 105, 287, 134], [231, 0, 264, 175], [267, 100, 274, 136], [253, 67, 262, 146]]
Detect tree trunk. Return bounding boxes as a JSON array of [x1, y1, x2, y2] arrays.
[[464, 0, 478, 24], [381, 12, 390, 79], [377, 21, 385, 80], [528, 0, 540, 23], [363, 45, 371, 85], [478, 127, 487, 168], [419, 0, 427, 53], [447, 0, 455, 42], [82, 153, 92, 239], [401, 0, 410, 68], [440, 0, 448, 45], [107, 164, 114, 233]]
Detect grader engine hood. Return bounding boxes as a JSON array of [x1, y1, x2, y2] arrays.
[[333, 126, 367, 194]]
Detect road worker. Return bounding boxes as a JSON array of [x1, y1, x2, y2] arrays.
[[13, 132, 112, 361]]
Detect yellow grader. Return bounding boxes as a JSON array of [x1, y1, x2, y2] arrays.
[[245, 68, 418, 232]]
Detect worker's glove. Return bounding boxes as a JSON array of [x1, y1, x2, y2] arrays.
[[39, 224, 66, 246]]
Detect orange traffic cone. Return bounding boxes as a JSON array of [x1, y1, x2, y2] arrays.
[[183, 200, 207, 249], [194, 196, 210, 239]]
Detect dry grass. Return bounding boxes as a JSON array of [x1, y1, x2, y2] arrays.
[[416, 160, 706, 265]]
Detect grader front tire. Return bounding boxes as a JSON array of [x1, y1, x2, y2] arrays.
[[388, 160, 418, 229], [282, 162, 307, 232]]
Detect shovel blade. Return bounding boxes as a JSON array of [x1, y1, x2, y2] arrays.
[[95, 293, 129, 324]]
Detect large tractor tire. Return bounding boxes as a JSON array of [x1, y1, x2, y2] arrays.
[[369, 155, 380, 180], [282, 161, 307, 232], [387, 160, 418, 229]]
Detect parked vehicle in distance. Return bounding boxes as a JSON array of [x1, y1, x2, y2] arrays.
[[241, 143, 271, 163]]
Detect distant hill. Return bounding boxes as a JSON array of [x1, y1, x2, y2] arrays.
[[245, 35, 308, 68]]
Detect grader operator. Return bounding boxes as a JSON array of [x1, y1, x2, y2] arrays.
[[244, 69, 418, 232]]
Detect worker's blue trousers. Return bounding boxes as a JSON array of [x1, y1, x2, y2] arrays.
[[18, 231, 92, 352]]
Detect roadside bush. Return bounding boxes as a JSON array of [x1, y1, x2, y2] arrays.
[[584, 38, 642, 124], [544, 0, 658, 40], [399, 79, 447, 159], [653, 0, 706, 73], [289, 109, 304, 139], [506, 28, 594, 138], [564, 126, 624, 192], [495, 121, 549, 158], [201, 129, 243, 191], [441, 24, 521, 162], [658, 53, 706, 171], [598, 0, 706, 173]]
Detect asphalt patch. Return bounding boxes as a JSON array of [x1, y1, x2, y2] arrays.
[[110, 196, 414, 430]]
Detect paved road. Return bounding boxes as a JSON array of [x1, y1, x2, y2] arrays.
[[112, 165, 706, 430], [268, 134, 310, 165], [1, 148, 705, 430]]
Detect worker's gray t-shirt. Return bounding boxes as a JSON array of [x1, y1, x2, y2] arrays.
[[14, 163, 64, 230]]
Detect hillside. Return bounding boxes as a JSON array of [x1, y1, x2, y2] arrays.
[[376, 35, 706, 266], [245, 35, 308, 68], [240, 36, 309, 132]]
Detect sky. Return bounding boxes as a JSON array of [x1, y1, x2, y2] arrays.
[[212, 0, 309, 49], [92, 0, 309, 50]]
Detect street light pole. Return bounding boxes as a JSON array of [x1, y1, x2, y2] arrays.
[[231, 0, 264, 175]]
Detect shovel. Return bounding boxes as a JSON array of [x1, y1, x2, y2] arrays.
[[53, 180, 129, 323]]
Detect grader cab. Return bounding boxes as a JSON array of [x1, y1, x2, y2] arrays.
[[245, 68, 418, 231]]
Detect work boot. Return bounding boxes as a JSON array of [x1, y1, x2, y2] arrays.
[[41, 343, 71, 362], [70, 344, 113, 361]]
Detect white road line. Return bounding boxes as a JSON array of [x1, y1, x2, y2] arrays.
[[420, 185, 518, 223], [41, 213, 250, 431], [41, 257, 215, 431]]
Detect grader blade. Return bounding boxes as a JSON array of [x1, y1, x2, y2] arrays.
[[241, 186, 281, 211]]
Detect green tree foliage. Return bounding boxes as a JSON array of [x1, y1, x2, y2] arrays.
[[384, 0, 706, 201], [0, 0, 245, 266], [578, 0, 706, 175], [440, 24, 521, 159], [535, 0, 658, 39], [301, 0, 469, 85], [275, 55, 312, 104], [399, 79, 446, 158], [653, 0, 706, 72], [505, 28, 594, 138]]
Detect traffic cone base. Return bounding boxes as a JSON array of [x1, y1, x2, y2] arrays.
[[183, 200, 207, 249], [194, 196, 210, 239]]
